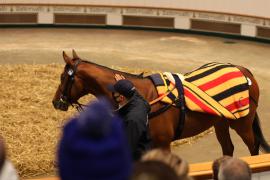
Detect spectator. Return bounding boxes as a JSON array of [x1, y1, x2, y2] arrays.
[[131, 160, 179, 180], [57, 98, 132, 180], [212, 156, 232, 180], [108, 78, 152, 161], [141, 148, 192, 180], [0, 136, 19, 180], [218, 157, 251, 180]]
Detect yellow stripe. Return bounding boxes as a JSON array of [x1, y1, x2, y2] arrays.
[[172, 88, 179, 97], [183, 81, 236, 119], [219, 90, 249, 107], [157, 86, 167, 95], [160, 72, 168, 90], [232, 105, 249, 119], [191, 67, 239, 86], [235, 109, 249, 118], [205, 76, 247, 96], [184, 63, 222, 79], [162, 96, 173, 104]]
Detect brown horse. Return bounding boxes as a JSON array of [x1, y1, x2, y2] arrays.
[[52, 50, 270, 156]]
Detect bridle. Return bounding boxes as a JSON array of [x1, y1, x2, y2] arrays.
[[59, 59, 86, 112]]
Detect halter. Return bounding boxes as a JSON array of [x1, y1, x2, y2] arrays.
[[59, 59, 86, 112]]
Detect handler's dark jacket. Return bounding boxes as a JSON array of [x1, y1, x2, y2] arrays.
[[117, 91, 152, 161]]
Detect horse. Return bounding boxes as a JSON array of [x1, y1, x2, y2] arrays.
[[52, 50, 270, 156]]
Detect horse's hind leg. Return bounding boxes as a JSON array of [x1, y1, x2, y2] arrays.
[[214, 118, 234, 156], [233, 65, 260, 155], [229, 110, 259, 155]]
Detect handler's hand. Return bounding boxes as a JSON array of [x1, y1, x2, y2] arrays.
[[114, 74, 125, 81]]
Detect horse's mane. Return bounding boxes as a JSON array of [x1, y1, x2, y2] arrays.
[[81, 60, 144, 79]]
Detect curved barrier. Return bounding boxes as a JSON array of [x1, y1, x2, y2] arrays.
[[0, 2, 270, 40], [24, 154, 270, 180]]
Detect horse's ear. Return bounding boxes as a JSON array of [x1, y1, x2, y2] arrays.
[[138, 72, 144, 78], [63, 51, 72, 65], [72, 49, 80, 59]]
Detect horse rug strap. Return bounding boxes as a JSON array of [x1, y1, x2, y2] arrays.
[[150, 62, 250, 120], [149, 72, 185, 138]]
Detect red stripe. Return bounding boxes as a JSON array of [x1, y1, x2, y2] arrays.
[[184, 88, 218, 115], [159, 93, 165, 97], [225, 97, 249, 112], [198, 71, 243, 91]]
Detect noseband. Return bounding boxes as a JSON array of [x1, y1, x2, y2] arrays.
[[59, 59, 85, 112]]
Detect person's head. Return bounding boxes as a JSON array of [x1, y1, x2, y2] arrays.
[[141, 148, 191, 179], [57, 98, 132, 180], [108, 79, 136, 106], [218, 157, 251, 180], [0, 136, 6, 172], [212, 156, 232, 180], [131, 160, 180, 180]]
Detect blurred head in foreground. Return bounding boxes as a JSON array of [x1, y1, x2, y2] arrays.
[[0, 136, 19, 180], [0, 136, 5, 172], [212, 156, 232, 180], [141, 148, 192, 180], [131, 160, 179, 180], [218, 157, 251, 180], [58, 98, 132, 180]]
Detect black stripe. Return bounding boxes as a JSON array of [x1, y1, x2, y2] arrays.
[[200, 62, 220, 69], [184, 62, 221, 76], [165, 79, 170, 86], [167, 92, 176, 102], [185, 64, 235, 82], [213, 83, 249, 101], [232, 107, 249, 115]]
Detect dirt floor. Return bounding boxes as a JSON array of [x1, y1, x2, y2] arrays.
[[1, 28, 270, 177]]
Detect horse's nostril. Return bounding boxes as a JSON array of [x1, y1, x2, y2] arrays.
[[52, 100, 69, 111], [52, 100, 60, 109]]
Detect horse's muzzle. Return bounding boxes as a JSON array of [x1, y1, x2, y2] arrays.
[[52, 100, 69, 111]]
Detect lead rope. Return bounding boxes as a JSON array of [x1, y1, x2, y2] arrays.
[[72, 102, 87, 112]]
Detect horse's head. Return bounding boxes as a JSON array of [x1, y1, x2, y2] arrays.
[[52, 50, 87, 111], [52, 50, 149, 111]]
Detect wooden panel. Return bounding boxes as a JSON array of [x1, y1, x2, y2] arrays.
[[191, 19, 241, 34], [123, 15, 174, 28], [0, 13, 37, 23], [25, 178, 59, 180], [54, 14, 106, 25], [189, 154, 270, 179], [257, 27, 270, 39]]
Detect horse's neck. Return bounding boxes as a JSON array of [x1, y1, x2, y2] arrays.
[[81, 62, 155, 100], [80, 64, 112, 96]]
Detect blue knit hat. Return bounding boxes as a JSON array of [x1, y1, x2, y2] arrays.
[[58, 98, 132, 180]]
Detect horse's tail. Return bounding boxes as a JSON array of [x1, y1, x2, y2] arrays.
[[253, 112, 270, 152]]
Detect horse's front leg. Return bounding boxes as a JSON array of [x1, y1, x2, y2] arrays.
[[149, 107, 179, 149], [214, 118, 234, 156]]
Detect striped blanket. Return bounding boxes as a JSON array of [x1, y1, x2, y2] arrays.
[[150, 63, 250, 119]]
